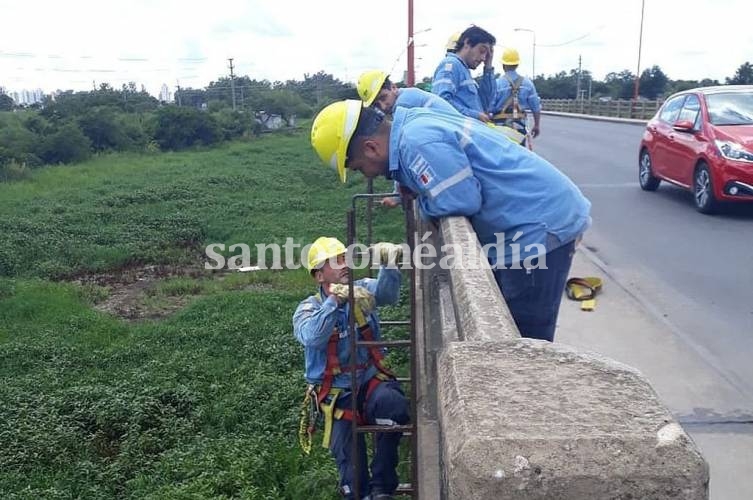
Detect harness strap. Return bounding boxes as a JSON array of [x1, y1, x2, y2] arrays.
[[495, 75, 524, 121]]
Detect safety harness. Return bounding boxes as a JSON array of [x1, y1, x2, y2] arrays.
[[298, 297, 395, 454], [492, 74, 524, 123]]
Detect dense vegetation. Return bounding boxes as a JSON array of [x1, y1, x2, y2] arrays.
[[2, 62, 751, 182], [0, 130, 407, 498]]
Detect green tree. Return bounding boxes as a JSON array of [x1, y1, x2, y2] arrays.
[[77, 106, 131, 151], [639, 65, 669, 99], [39, 122, 92, 164], [256, 89, 312, 122], [153, 106, 220, 150], [604, 70, 636, 99], [726, 62, 753, 84], [0, 93, 14, 111]]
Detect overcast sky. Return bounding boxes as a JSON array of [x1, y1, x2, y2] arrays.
[[1, 0, 751, 96]]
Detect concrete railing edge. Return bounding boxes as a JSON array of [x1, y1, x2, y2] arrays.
[[423, 215, 709, 499]]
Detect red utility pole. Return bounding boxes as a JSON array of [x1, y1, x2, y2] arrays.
[[407, 0, 415, 86]]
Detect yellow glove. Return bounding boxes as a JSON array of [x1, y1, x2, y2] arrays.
[[372, 242, 404, 267], [329, 284, 376, 316]]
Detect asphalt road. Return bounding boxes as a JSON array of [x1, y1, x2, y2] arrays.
[[535, 115, 753, 402]]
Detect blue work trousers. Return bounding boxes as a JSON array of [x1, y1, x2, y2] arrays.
[[329, 379, 410, 499], [493, 240, 576, 342]]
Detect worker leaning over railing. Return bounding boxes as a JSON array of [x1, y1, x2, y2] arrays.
[[357, 69, 462, 209], [294, 237, 408, 500], [310, 101, 591, 343]]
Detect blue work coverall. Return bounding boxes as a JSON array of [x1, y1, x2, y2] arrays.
[[431, 53, 496, 120], [387, 108, 591, 341], [293, 267, 408, 498], [392, 87, 460, 115]]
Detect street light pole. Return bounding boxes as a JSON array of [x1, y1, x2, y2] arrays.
[[633, 0, 645, 101], [514, 28, 536, 77]]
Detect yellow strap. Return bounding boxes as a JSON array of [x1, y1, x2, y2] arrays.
[[319, 389, 341, 449], [354, 306, 367, 328], [298, 390, 314, 455]]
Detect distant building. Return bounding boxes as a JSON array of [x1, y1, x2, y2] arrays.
[[8, 88, 45, 105], [159, 83, 172, 102], [254, 111, 296, 130]]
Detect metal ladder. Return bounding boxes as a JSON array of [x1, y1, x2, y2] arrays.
[[344, 186, 419, 499]]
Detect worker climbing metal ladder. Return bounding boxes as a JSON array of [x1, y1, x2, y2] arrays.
[[345, 187, 419, 499]]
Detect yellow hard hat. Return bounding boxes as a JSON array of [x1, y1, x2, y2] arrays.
[[307, 237, 347, 271], [445, 32, 460, 51], [501, 47, 520, 66], [357, 70, 389, 107], [310, 99, 363, 183]]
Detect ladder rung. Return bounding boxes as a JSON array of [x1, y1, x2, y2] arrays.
[[357, 339, 411, 348], [356, 424, 414, 434]]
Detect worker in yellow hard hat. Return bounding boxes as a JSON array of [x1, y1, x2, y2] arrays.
[[294, 236, 408, 499], [431, 25, 498, 123], [357, 69, 457, 116], [445, 31, 460, 54], [490, 47, 542, 145], [357, 68, 463, 208], [310, 101, 591, 343]]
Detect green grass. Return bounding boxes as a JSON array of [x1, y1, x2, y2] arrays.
[[0, 131, 409, 498], [0, 133, 402, 279]]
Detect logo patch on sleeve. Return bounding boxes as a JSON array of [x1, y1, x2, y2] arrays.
[[408, 155, 436, 187], [444, 62, 453, 72], [418, 167, 435, 186]]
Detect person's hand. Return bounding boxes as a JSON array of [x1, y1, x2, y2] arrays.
[[381, 196, 401, 208], [372, 242, 404, 267], [478, 112, 493, 123], [531, 125, 540, 138], [329, 284, 375, 315], [484, 45, 494, 68]]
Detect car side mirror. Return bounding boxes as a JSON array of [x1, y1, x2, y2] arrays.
[[672, 120, 695, 132]]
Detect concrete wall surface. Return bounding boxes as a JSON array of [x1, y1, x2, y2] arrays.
[[421, 216, 709, 499]]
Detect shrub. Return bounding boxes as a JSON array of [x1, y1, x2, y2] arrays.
[[0, 161, 31, 182], [214, 109, 250, 140], [39, 122, 92, 164], [0, 115, 43, 167], [77, 106, 132, 151], [153, 106, 221, 150]]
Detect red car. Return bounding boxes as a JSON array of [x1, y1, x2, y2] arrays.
[[639, 85, 753, 213]]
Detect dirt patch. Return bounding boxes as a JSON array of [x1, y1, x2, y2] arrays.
[[73, 265, 208, 321]]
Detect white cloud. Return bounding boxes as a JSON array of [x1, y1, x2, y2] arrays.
[[1, 0, 750, 96]]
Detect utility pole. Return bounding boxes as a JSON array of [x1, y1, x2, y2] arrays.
[[633, 0, 646, 101], [228, 58, 237, 110], [576, 55, 582, 100], [407, 0, 415, 86]]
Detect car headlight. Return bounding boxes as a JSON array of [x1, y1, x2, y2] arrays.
[[715, 140, 753, 163]]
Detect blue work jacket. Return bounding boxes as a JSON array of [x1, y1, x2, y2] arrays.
[[387, 107, 591, 267], [293, 268, 401, 387], [393, 87, 459, 115], [431, 53, 496, 119]]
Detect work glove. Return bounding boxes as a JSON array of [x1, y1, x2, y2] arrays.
[[372, 242, 404, 267], [329, 284, 376, 316]]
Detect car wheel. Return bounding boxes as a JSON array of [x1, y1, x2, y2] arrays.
[[639, 149, 660, 191], [693, 162, 718, 214]]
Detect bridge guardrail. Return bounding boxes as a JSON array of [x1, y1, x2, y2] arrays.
[[541, 98, 662, 120]]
